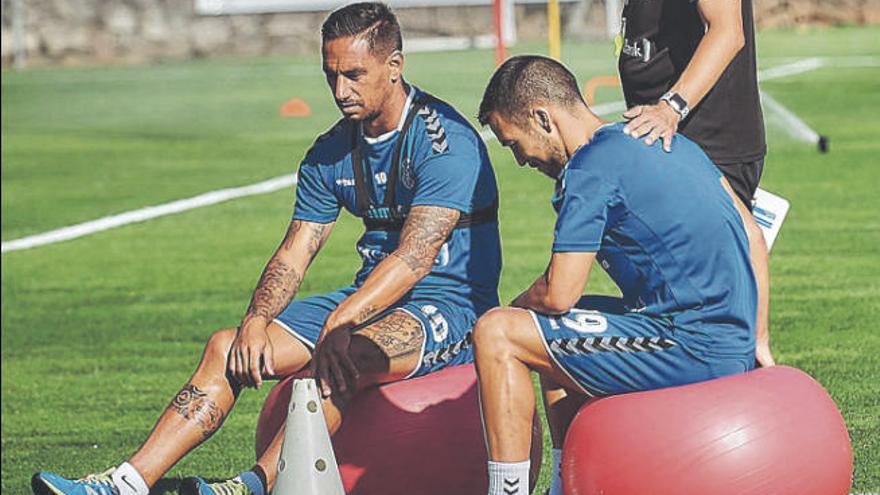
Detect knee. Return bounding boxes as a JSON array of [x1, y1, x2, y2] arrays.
[[204, 327, 237, 364], [473, 308, 519, 360]]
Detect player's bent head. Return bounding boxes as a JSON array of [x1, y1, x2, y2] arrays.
[[321, 2, 405, 122], [478, 55, 585, 129], [321, 2, 402, 58]]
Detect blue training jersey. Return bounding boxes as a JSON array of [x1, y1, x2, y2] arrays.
[[552, 123, 757, 356], [292, 86, 501, 312]]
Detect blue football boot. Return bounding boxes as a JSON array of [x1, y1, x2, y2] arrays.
[[31, 468, 118, 495], [179, 476, 255, 495]]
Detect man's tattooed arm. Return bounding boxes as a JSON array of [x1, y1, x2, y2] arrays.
[[245, 220, 332, 321], [318, 206, 459, 334], [170, 383, 225, 438], [245, 258, 302, 320], [392, 205, 460, 278]]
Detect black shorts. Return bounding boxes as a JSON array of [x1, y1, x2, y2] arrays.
[[714, 159, 764, 211]]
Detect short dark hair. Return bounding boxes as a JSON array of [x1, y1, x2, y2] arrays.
[[478, 55, 585, 126], [321, 2, 402, 57]]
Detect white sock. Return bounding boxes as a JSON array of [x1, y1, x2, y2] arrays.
[[111, 462, 149, 495], [488, 460, 530, 495], [548, 448, 564, 495]]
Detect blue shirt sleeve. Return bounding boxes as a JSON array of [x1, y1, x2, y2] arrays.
[[292, 162, 340, 223], [552, 168, 618, 253], [411, 136, 482, 213]]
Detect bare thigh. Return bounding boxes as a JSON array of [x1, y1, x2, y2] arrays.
[[349, 309, 426, 384]]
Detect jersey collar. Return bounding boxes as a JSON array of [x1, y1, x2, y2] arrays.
[[362, 85, 417, 145]]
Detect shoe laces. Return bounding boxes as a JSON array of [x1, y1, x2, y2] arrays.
[[209, 478, 251, 495], [79, 467, 117, 490]]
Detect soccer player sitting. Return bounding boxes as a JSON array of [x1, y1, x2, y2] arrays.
[[473, 56, 765, 495], [32, 3, 501, 495]]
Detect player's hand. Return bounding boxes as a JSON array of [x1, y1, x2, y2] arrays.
[[228, 316, 276, 389], [755, 341, 776, 368], [623, 103, 680, 152], [312, 328, 359, 399]]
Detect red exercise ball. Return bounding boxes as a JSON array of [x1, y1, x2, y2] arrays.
[[561, 365, 852, 495], [257, 364, 543, 495]]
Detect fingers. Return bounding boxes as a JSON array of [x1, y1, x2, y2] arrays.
[[227, 339, 262, 389], [317, 353, 333, 398], [622, 105, 643, 119], [262, 342, 276, 378], [314, 343, 359, 398], [755, 345, 776, 368], [624, 104, 679, 144], [645, 125, 675, 148], [661, 130, 674, 152], [643, 127, 662, 145], [249, 347, 263, 389], [229, 346, 246, 387], [237, 347, 253, 388], [626, 117, 656, 139], [328, 351, 348, 394]]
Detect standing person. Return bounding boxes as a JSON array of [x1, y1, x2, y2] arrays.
[[475, 56, 765, 495], [617, 0, 774, 369], [31, 4, 501, 495]]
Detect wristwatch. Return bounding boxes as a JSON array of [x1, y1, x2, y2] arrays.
[[660, 91, 689, 120]]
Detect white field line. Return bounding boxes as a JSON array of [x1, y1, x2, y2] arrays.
[[758, 57, 825, 82], [4, 56, 876, 254], [829, 55, 880, 67], [759, 90, 820, 144], [1, 174, 297, 253]]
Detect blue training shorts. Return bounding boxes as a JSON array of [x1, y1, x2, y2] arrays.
[[532, 295, 754, 397], [274, 286, 479, 378]]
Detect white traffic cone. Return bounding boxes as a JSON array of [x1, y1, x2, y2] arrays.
[[272, 378, 345, 495]]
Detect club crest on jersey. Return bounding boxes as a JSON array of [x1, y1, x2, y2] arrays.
[[421, 304, 449, 342], [400, 156, 416, 190]]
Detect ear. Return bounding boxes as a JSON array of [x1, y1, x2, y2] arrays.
[[531, 108, 554, 134], [388, 50, 404, 83]]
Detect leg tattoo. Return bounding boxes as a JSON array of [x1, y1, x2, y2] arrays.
[[357, 311, 424, 360], [170, 384, 225, 438]]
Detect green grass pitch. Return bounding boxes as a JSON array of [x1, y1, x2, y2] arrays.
[[3, 26, 879, 494]]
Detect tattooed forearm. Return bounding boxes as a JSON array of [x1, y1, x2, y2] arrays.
[[392, 206, 459, 276], [170, 384, 225, 438], [356, 311, 425, 360], [246, 257, 302, 320], [246, 220, 331, 321]]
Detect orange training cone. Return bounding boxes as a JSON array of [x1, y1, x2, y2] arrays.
[[279, 98, 312, 118]]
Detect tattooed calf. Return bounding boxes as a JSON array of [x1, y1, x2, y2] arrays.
[[170, 384, 225, 438]]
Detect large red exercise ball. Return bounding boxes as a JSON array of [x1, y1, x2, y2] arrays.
[[561, 365, 852, 495], [257, 364, 543, 495]]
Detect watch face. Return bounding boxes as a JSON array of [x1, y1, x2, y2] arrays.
[[662, 92, 688, 117], [670, 93, 687, 109]]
